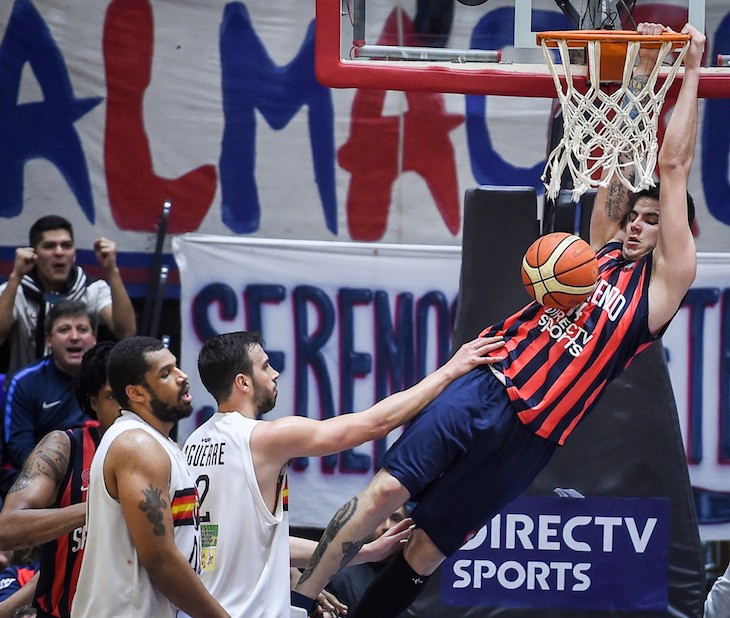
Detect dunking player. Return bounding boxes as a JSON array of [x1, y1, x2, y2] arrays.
[[0, 342, 118, 618], [184, 331, 504, 617], [293, 22, 705, 617]]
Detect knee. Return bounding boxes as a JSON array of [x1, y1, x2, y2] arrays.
[[403, 528, 445, 576], [359, 470, 410, 516]]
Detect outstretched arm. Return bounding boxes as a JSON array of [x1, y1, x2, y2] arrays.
[[289, 517, 413, 569], [648, 24, 703, 333], [253, 336, 504, 467], [0, 431, 85, 550]]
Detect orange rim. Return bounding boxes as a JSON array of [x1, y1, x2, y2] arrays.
[[536, 29, 691, 49]]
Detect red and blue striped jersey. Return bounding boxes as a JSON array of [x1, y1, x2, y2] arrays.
[[481, 242, 660, 445], [34, 426, 99, 618]]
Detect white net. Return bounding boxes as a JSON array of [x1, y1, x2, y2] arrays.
[[540, 35, 689, 201]]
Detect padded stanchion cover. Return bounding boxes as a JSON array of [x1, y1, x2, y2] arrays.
[[451, 186, 539, 339]]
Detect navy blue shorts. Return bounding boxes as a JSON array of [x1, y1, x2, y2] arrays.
[[382, 367, 556, 556]]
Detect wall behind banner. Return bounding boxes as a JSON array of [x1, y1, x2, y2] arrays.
[[0, 0, 729, 263]]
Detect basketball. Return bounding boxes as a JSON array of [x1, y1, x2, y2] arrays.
[[521, 232, 598, 311]]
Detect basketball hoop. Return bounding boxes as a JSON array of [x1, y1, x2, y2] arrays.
[[537, 30, 690, 201]]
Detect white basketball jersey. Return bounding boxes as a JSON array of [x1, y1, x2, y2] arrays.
[[183, 412, 292, 618], [72, 411, 201, 618]]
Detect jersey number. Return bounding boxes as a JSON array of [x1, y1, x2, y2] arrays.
[[195, 474, 211, 523]]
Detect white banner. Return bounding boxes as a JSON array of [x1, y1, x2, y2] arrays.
[[174, 235, 463, 526], [665, 253, 730, 540], [175, 235, 730, 534], [1, 0, 730, 256]]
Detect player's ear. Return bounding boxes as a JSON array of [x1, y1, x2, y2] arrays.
[[126, 383, 146, 404], [234, 373, 250, 392]]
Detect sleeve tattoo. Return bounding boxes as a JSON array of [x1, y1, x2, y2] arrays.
[[298, 498, 367, 584], [6, 433, 69, 495]]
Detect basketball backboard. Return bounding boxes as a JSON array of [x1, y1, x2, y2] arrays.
[[315, 0, 728, 97]]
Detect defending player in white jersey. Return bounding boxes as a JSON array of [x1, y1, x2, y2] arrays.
[[183, 331, 504, 617], [71, 336, 229, 618]]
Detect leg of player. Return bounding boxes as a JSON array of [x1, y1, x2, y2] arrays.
[[350, 527, 445, 618], [295, 469, 410, 606]]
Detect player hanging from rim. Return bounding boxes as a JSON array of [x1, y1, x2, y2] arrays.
[[292, 22, 704, 617]]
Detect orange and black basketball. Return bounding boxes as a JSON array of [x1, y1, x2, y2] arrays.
[[521, 232, 598, 311]]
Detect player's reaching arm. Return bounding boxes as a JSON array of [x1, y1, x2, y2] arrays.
[[0, 431, 86, 550], [288, 520, 413, 616], [648, 23, 704, 334], [590, 22, 667, 250], [252, 336, 504, 466], [105, 430, 230, 618], [289, 516, 413, 568]]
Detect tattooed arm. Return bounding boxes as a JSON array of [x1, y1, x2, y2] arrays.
[[590, 173, 633, 251], [289, 516, 412, 569], [0, 431, 85, 550], [104, 429, 229, 618]]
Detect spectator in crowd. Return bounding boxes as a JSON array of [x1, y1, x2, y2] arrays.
[[184, 331, 502, 617], [2, 301, 97, 484], [71, 337, 229, 618], [0, 548, 38, 618], [0, 342, 118, 618], [0, 215, 136, 380], [0, 555, 36, 604]]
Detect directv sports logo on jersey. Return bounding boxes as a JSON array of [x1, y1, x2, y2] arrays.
[[441, 496, 669, 612]]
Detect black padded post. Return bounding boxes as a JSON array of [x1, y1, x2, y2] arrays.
[[451, 186, 539, 348], [542, 188, 597, 241], [578, 190, 596, 241]]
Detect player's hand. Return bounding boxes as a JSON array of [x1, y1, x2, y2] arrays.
[[94, 237, 118, 272], [445, 335, 506, 379], [635, 22, 670, 75], [12, 247, 37, 278], [314, 589, 348, 616], [360, 517, 414, 564], [681, 22, 706, 70], [637, 21, 667, 36]]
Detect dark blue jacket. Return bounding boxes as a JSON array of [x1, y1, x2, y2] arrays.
[[3, 357, 89, 469], [0, 563, 38, 602]]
